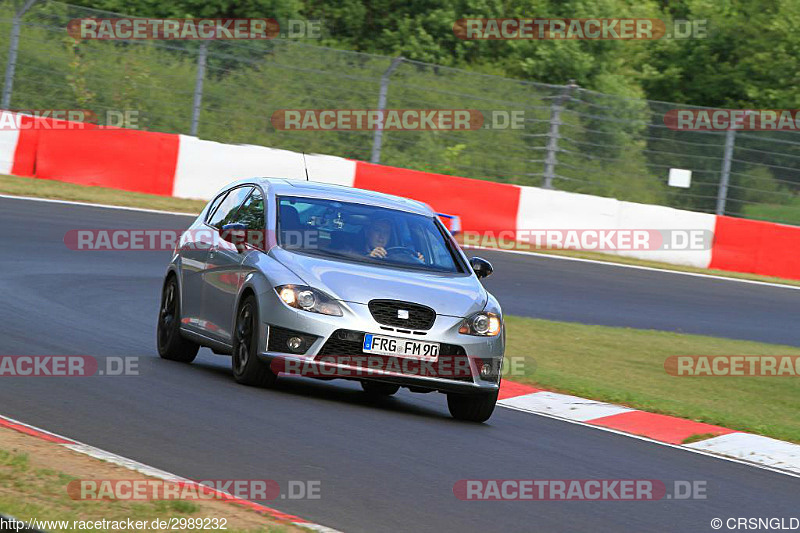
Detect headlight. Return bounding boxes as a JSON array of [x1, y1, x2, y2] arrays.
[[459, 312, 502, 336], [275, 285, 343, 316]]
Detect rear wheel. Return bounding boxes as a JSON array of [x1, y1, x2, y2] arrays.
[[157, 276, 199, 363], [232, 295, 277, 387], [361, 381, 400, 396], [447, 391, 498, 422]]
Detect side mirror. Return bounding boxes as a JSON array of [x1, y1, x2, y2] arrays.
[[469, 256, 493, 279], [220, 223, 248, 252]]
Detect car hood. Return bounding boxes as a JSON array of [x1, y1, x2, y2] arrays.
[[271, 248, 486, 317]]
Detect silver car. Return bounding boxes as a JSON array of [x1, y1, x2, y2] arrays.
[[157, 178, 505, 422]]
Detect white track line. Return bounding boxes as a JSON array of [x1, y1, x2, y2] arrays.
[[464, 244, 800, 291], [4, 193, 799, 291], [0, 193, 197, 217]]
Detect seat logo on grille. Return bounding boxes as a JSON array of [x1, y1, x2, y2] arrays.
[[397, 309, 409, 319]]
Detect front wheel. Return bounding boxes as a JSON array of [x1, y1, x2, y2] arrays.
[[447, 391, 498, 422], [232, 295, 277, 387], [157, 276, 199, 363]]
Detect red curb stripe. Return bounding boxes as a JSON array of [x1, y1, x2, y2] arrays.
[[0, 416, 76, 445], [498, 380, 540, 400], [587, 410, 736, 445], [0, 414, 314, 526], [186, 483, 309, 524], [231, 499, 309, 524]]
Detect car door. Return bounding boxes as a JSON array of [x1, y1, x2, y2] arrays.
[[179, 189, 229, 330], [205, 186, 267, 343], [199, 185, 255, 342]]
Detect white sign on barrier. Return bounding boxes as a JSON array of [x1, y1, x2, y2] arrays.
[[668, 168, 692, 188]]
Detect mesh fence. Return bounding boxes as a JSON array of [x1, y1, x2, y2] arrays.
[[2, 0, 800, 224]]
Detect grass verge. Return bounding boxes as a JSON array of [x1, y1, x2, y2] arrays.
[[505, 315, 800, 443], [743, 200, 800, 227], [0, 174, 205, 214], [0, 427, 298, 532]]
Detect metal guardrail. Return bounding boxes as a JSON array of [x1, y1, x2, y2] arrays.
[[1, 0, 799, 225]]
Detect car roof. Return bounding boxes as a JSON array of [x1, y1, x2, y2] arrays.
[[227, 177, 434, 216]]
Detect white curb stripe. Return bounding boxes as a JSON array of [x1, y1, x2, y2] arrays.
[[685, 433, 800, 475], [498, 402, 800, 479], [63, 443, 183, 481], [498, 391, 635, 422]]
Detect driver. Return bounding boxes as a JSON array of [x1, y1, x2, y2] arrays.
[[365, 218, 424, 262]]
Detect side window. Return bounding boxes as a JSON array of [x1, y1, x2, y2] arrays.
[[233, 189, 266, 248], [233, 189, 265, 230], [208, 186, 253, 229], [205, 190, 229, 223], [417, 223, 452, 266]]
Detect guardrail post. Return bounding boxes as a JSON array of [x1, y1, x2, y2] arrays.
[[716, 111, 752, 216], [190, 41, 209, 137], [716, 128, 736, 216], [370, 56, 404, 164], [2, 0, 37, 109], [543, 80, 577, 189]]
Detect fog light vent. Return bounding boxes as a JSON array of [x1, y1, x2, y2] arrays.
[[267, 326, 318, 355], [287, 337, 304, 352]]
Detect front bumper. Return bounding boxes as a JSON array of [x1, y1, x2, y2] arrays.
[[255, 291, 504, 394]]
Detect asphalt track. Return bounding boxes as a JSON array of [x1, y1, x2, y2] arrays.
[[0, 196, 797, 532]]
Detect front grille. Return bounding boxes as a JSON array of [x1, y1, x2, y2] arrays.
[[368, 300, 436, 330], [317, 330, 364, 357], [317, 329, 472, 382]]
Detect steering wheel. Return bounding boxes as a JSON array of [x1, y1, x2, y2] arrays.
[[384, 246, 423, 262]]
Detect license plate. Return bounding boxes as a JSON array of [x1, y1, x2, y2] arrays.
[[362, 334, 440, 359]]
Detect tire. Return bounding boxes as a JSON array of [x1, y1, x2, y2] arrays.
[[232, 295, 277, 387], [361, 381, 400, 396], [447, 391, 498, 422], [157, 275, 199, 363]]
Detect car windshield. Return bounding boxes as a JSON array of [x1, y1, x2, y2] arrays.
[[277, 196, 464, 274]]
